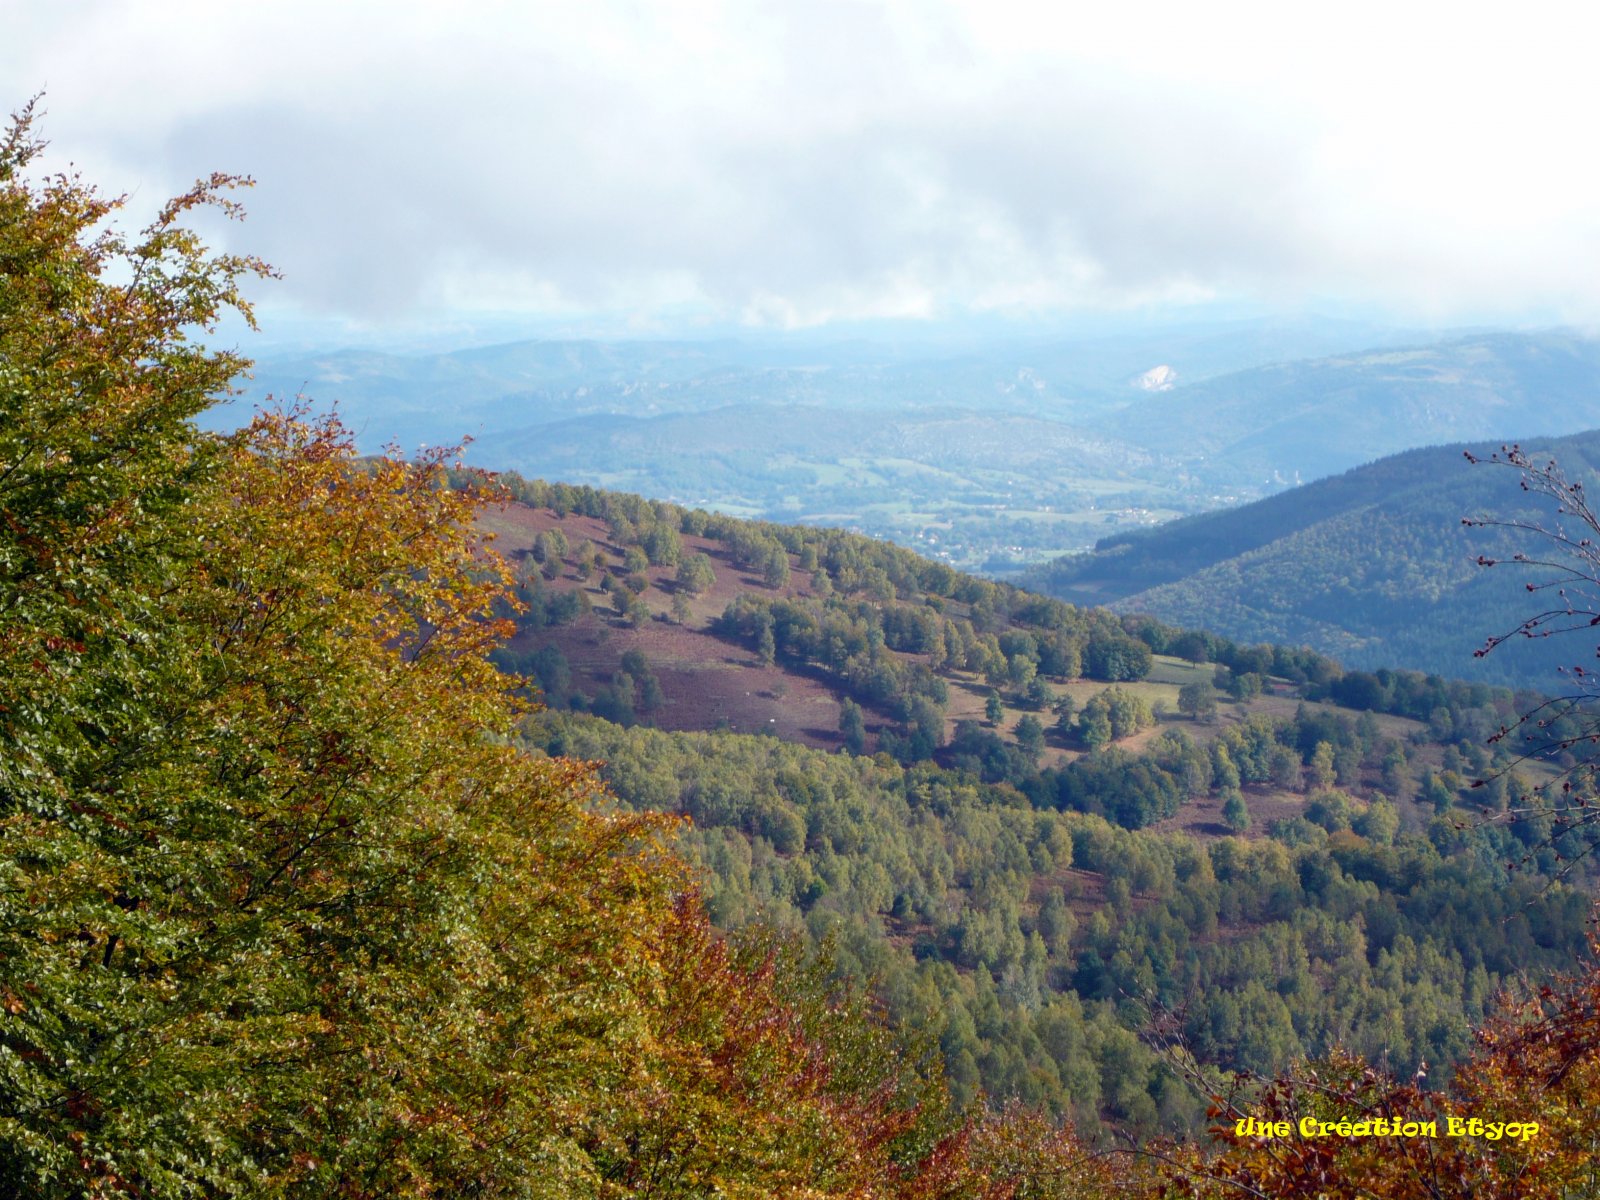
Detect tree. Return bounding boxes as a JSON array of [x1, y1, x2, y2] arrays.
[[1054, 693, 1078, 739], [1084, 632, 1152, 681], [1221, 790, 1251, 833], [624, 590, 651, 626], [908, 694, 947, 756], [676, 550, 717, 595], [1015, 714, 1046, 760], [641, 520, 681, 566], [985, 690, 1005, 724], [1076, 687, 1150, 747], [1308, 740, 1337, 789], [1104, 686, 1153, 739], [762, 545, 791, 589], [1381, 740, 1415, 802], [1269, 743, 1304, 791], [839, 698, 867, 754], [574, 538, 598, 580], [3, 287, 686, 1191], [1025, 674, 1056, 709], [1354, 796, 1399, 844], [1177, 679, 1217, 721], [1212, 743, 1242, 795], [1079, 702, 1113, 751], [0, 104, 295, 1191], [1169, 630, 1212, 664], [1007, 651, 1039, 691], [1225, 669, 1264, 701]]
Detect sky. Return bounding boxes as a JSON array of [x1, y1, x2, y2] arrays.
[[9, 0, 1600, 340]]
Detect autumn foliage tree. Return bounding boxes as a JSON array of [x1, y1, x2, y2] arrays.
[[1162, 940, 1600, 1199], [0, 97, 680, 1191]]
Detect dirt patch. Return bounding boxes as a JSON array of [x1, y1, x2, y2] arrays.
[[508, 610, 849, 750], [484, 502, 929, 750]]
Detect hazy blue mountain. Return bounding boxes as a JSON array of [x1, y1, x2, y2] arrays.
[[217, 321, 1600, 577], [228, 315, 1432, 443], [1101, 330, 1600, 485], [227, 319, 1429, 568]]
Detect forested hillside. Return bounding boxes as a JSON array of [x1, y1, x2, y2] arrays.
[[1024, 430, 1600, 686], [528, 712, 1588, 1134], [465, 471, 1600, 1140], [14, 102, 1600, 1199]]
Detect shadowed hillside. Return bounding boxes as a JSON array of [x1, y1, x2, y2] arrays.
[[1024, 429, 1600, 686]]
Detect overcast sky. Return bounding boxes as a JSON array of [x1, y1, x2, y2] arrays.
[[9, 0, 1600, 336]]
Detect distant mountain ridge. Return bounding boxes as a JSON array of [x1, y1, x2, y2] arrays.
[[1100, 330, 1600, 484], [222, 322, 1600, 576], [1024, 429, 1600, 686], [234, 315, 1429, 438]]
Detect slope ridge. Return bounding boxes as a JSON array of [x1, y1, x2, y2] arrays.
[[1028, 429, 1600, 683]]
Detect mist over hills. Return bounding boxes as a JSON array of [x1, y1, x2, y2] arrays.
[[228, 320, 1600, 586], [237, 313, 1420, 432], [1102, 330, 1600, 484]]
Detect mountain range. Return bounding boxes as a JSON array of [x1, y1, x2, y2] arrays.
[[228, 323, 1600, 578]]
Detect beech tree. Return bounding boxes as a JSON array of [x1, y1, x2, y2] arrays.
[[1177, 679, 1217, 721], [675, 549, 716, 594]]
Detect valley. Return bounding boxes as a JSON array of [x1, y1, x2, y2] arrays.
[[229, 324, 1600, 584]]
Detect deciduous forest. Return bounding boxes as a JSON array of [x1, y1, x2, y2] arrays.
[[7, 102, 1600, 1199]]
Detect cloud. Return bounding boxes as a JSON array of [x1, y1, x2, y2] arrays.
[[9, 0, 1600, 328]]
